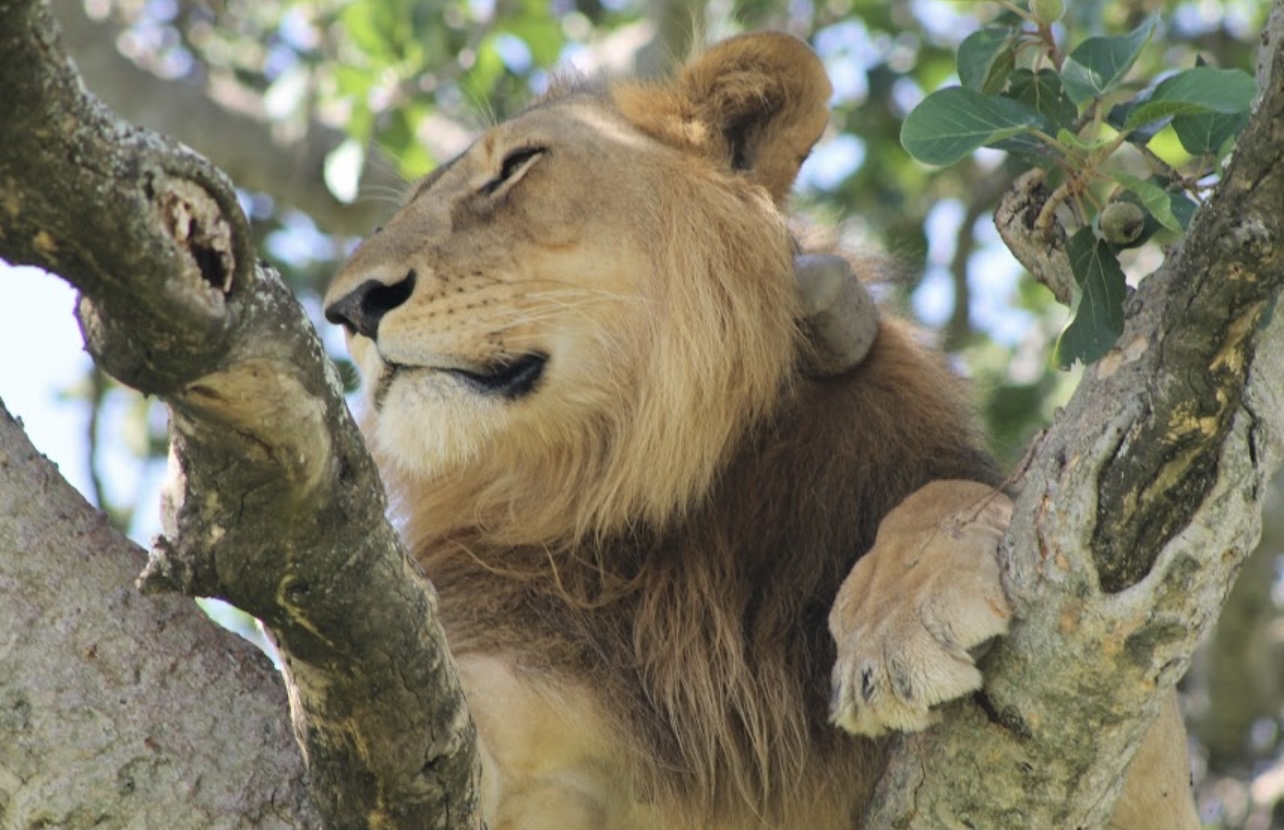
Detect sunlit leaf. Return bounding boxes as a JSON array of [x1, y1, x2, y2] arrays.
[[340, 1, 399, 61], [1007, 69, 1078, 129], [1055, 227, 1127, 368], [1125, 67, 1255, 128], [334, 65, 377, 97], [1061, 16, 1156, 105], [901, 87, 1048, 166]]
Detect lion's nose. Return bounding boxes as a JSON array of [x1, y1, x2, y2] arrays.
[[324, 270, 417, 339]]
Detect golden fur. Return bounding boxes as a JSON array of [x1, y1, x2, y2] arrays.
[[325, 33, 1198, 829]]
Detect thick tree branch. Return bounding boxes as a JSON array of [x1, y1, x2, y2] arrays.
[[1, 0, 246, 393], [868, 3, 1284, 826], [0, 401, 321, 828], [0, 0, 481, 827]]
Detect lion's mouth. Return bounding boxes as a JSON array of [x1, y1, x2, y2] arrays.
[[443, 353, 547, 399], [372, 353, 547, 409]]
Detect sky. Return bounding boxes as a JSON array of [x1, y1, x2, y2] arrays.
[[2, 266, 96, 495], [1, 264, 169, 543]]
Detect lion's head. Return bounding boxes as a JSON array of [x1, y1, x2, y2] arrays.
[[325, 33, 858, 547]]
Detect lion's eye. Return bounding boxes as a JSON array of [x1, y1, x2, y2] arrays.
[[481, 146, 544, 196]]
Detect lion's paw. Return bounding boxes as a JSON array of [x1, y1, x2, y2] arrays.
[[828, 480, 1013, 737]]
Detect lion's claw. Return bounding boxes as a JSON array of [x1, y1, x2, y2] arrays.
[[829, 480, 1013, 737]]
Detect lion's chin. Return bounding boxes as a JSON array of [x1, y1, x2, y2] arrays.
[[371, 383, 499, 482]]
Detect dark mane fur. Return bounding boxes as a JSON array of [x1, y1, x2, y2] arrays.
[[418, 317, 998, 821]]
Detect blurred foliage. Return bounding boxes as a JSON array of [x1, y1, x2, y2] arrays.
[[66, 1, 1278, 824], [901, 8, 1254, 367]]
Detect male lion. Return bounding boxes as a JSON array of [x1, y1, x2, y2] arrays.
[[325, 31, 1198, 830]]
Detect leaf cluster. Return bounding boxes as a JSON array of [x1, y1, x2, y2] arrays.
[[900, 3, 1256, 367]]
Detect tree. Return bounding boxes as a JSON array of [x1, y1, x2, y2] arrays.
[[1, 0, 1281, 828]]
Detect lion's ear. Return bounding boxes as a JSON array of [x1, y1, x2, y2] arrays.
[[676, 33, 831, 204]]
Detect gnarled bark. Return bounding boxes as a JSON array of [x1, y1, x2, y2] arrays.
[[0, 0, 480, 827]]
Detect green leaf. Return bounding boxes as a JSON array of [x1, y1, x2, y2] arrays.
[[1061, 16, 1156, 105], [988, 134, 1060, 167], [1170, 192, 1198, 229], [1172, 110, 1248, 155], [1109, 172, 1183, 233], [379, 106, 435, 179], [1007, 69, 1078, 129], [901, 87, 1048, 166], [345, 100, 374, 145], [334, 65, 377, 97], [1125, 67, 1256, 128], [1055, 227, 1127, 368], [332, 357, 362, 394], [466, 34, 506, 95], [958, 27, 1017, 95], [340, 1, 400, 61], [1105, 98, 1167, 146]]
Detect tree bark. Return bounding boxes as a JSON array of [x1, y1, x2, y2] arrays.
[[865, 2, 1284, 826], [0, 0, 481, 827], [0, 402, 321, 828]]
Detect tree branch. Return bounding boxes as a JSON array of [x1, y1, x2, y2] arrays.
[[994, 168, 1073, 306], [867, 2, 1284, 826], [0, 0, 481, 826], [0, 400, 321, 828]]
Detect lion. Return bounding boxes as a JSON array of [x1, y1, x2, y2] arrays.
[[324, 32, 1199, 830]]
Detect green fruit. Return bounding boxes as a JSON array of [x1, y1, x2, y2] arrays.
[[1100, 202, 1146, 246], [1031, 0, 1065, 24]]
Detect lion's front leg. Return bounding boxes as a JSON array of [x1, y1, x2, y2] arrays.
[[828, 479, 1013, 736]]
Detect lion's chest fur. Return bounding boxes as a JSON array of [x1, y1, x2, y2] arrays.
[[455, 654, 649, 830], [411, 332, 996, 829], [455, 654, 878, 830]]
